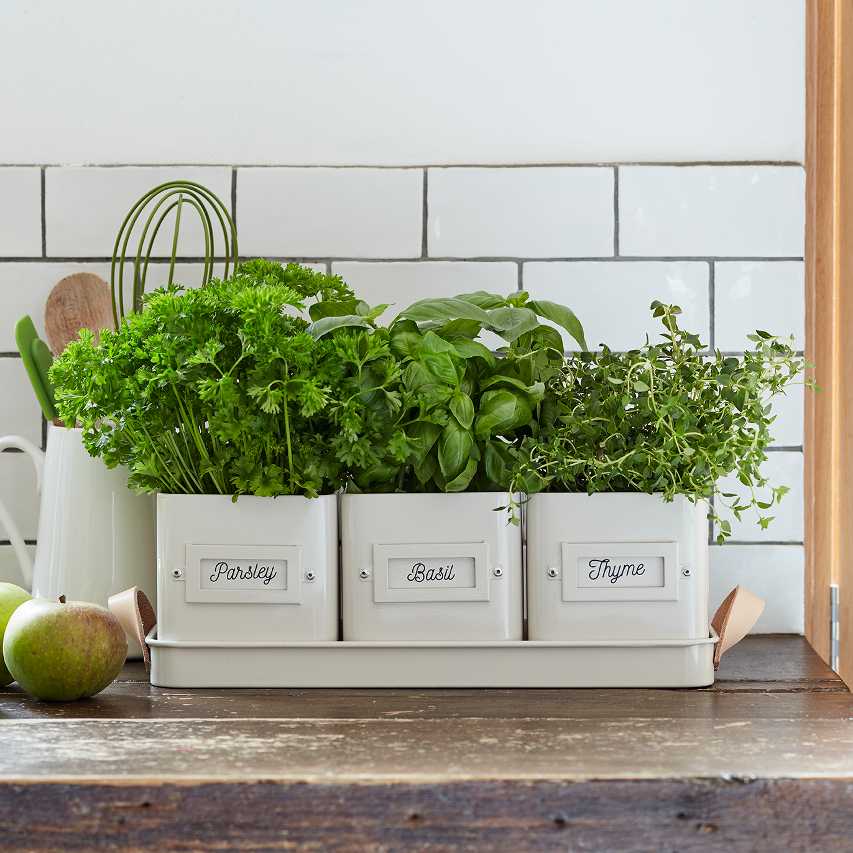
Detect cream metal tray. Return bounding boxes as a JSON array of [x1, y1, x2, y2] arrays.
[[146, 629, 719, 689]]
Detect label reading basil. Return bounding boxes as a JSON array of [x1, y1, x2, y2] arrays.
[[387, 556, 476, 589], [200, 558, 288, 590], [576, 555, 665, 588]]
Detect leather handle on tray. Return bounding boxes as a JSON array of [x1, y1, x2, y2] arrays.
[[711, 585, 765, 670], [105, 583, 765, 676], [108, 587, 156, 672]]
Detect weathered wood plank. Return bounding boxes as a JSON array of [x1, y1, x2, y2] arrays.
[[1, 682, 850, 721], [1, 779, 852, 852], [2, 716, 852, 781], [716, 635, 839, 683], [0, 636, 843, 723]]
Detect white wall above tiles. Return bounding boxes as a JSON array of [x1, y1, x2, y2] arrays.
[[0, 1, 803, 164], [0, 3, 807, 634]]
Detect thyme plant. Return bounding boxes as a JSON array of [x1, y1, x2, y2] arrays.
[[510, 302, 808, 540]]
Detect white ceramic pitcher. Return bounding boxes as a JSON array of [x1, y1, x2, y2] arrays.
[[0, 424, 156, 656]]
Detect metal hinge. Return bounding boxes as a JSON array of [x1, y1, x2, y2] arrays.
[[831, 584, 840, 673]]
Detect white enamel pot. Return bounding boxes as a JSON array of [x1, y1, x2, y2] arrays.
[[0, 424, 156, 656]]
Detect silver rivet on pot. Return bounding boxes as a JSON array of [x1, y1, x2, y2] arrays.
[[492, 567, 503, 578], [681, 567, 692, 577], [547, 567, 559, 579], [171, 568, 184, 579], [359, 569, 371, 580], [305, 571, 316, 582]]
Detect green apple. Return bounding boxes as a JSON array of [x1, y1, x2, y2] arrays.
[[3, 595, 127, 701], [0, 582, 32, 686]]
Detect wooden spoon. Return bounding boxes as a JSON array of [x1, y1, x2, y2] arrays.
[[45, 272, 114, 355]]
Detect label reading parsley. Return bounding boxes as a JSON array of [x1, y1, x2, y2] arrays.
[[200, 558, 288, 590]]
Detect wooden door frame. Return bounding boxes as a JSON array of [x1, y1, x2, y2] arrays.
[[805, 0, 853, 685]]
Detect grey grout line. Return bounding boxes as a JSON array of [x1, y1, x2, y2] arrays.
[[765, 446, 804, 452], [708, 261, 715, 351], [0, 255, 806, 264], [0, 540, 37, 547], [0, 160, 807, 169], [612, 166, 620, 257], [421, 169, 428, 259], [517, 261, 523, 292], [39, 167, 46, 258]]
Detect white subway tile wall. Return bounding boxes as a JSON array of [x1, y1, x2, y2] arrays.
[[0, 452, 40, 541], [238, 169, 423, 258], [0, 544, 34, 589], [330, 261, 518, 323], [45, 167, 233, 257], [0, 359, 43, 446], [767, 383, 805, 448], [0, 168, 41, 257], [714, 452, 805, 543], [710, 546, 805, 634], [714, 261, 805, 351], [428, 168, 614, 258], [0, 163, 806, 631], [619, 167, 805, 257], [523, 261, 709, 351]]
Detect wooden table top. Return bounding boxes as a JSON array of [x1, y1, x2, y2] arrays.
[[1, 635, 850, 851]]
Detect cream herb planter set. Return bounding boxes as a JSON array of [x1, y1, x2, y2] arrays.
[[44, 182, 805, 688]]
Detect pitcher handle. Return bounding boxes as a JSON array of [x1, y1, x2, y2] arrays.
[[0, 435, 45, 589]]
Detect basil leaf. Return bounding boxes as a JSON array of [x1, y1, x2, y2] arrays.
[[406, 421, 442, 462], [485, 307, 540, 341], [455, 291, 508, 309], [413, 451, 438, 485], [483, 442, 509, 487], [422, 351, 460, 386], [452, 339, 496, 367], [438, 421, 474, 480], [450, 391, 475, 429], [527, 300, 588, 350], [307, 315, 371, 338], [445, 457, 478, 491], [474, 389, 532, 438], [398, 297, 492, 325]]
